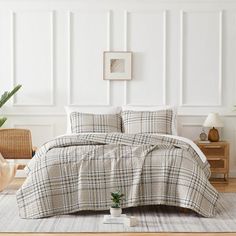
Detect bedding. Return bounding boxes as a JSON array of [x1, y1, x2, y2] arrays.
[[70, 112, 122, 133], [121, 109, 175, 134], [122, 106, 177, 135], [16, 133, 218, 219], [65, 106, 121, 134]]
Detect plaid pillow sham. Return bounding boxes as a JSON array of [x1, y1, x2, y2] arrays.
[[121, 109, 174, 134], [70, 112, 122, 133]]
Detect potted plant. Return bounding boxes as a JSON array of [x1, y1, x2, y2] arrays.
[[0, 85, 22, 127], [110, 190, 124, 217]]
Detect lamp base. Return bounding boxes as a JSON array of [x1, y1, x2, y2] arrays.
[[208, 127, 220, 142]]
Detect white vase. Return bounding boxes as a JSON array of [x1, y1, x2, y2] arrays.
[[110, 207, 122, 217]]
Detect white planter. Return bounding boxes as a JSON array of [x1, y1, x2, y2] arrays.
[[110, 207, 122, 217]]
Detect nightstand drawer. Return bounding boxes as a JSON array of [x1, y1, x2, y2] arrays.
[[199, 145, 225, 157], [208, 158, 226, 171]]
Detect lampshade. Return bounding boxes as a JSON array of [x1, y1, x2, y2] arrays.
[[203, 113, 224, 128]]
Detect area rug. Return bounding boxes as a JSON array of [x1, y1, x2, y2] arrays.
[[0, 190, 236, 232]]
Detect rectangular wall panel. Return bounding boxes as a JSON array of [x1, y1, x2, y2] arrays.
[[180, 123, 203, 140], [181, 11, 222, 106], [68, 11, 110, 106], [126, 11, 166, 106], [12, 11, 54, 106]]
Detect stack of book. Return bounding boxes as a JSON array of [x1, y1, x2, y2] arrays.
[[103, 214, 139, 227]]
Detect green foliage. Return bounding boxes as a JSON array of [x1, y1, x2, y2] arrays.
[[0, 117, 7, 127], [0, 84, 22, 127], [111, 190, 124, 208], [0, 84, 22, 108]]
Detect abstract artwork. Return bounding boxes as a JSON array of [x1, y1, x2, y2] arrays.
[[110, 59, 125, 73], [103, 52, 132, 80]]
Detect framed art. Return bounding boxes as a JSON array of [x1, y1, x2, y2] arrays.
[[103, 51, 132, 80]]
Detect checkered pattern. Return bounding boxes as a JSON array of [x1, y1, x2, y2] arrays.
[[121, 110, 174, 134], [70, 112, 122, 133], [16, 133, 219, 219]]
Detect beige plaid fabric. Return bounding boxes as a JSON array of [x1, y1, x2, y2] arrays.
[[70, 112, 122, 133], [16, 133, 218, 219], [121, 110, 174, 134]]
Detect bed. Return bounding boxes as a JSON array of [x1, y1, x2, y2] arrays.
[[16, 107, 219, 219]]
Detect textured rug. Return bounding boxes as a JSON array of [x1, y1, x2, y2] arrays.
[[0, 190, 236, 232]]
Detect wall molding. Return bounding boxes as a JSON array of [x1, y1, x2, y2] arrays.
[[123, 10, 167, 106], [3, 112, 236, 117], [4, 113, 66, 116], [179, 10, 223, 107], [10, 10, 55, 106], [180, 122, 203, 139], [181, 123, 203, 127], [13, 123, 55, 137], [67, 10, 111, 106]]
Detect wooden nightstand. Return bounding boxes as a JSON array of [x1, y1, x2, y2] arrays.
[[195, 141, 229, 183]]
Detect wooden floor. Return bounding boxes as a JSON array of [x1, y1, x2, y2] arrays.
[[1, 178, 236, 236]]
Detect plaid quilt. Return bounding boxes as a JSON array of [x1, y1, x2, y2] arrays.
[[16, 133, 219, 219]]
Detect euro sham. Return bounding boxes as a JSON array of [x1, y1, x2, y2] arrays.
[[65, 106, 121, 134], [70, 112, 122, 133], [122, 106, 177, 135], [121, 109, 175, 134]]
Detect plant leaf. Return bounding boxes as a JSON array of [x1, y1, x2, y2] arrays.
[[0, 117, 7, 127], [0, 84, 22, 108]]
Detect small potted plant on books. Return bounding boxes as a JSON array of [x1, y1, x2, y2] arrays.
[[110, 190, 124, 217]]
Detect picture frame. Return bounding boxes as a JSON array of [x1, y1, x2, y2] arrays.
[[103, 51, 132, 80]]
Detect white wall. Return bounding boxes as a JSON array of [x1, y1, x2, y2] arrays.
[[1, 0, 236, 176]]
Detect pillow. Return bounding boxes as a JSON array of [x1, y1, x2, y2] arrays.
[[70, 112, 122, 133], [121, 109, 176, 135], [122, 106, 177, 135], [65, 106, 121, 134]]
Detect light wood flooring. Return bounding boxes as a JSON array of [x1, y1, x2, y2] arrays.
[[1, 178, 236, 236]]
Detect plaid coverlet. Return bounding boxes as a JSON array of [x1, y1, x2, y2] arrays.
[[16, 133, 219, 219]]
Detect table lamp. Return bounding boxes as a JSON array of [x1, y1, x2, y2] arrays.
[[203, 113, 223, 142]]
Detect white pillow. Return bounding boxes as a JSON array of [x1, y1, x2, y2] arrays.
[[65, 106, 121, 134], [121, 106, 178, 135]]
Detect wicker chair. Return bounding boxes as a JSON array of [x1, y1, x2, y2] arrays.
[[0, 129, 36, 170]]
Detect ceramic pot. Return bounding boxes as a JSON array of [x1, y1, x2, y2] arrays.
[[110, 207, 122, 217], [208, 127, 219, 142]]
